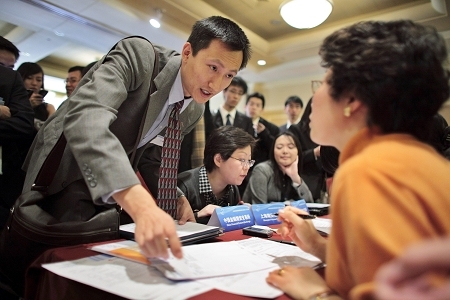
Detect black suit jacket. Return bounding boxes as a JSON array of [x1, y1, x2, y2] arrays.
[[289, 121, 325, 201], [204, 101, 254, 140], [0, 66, 35, 228], [253, 117, 279, 165]]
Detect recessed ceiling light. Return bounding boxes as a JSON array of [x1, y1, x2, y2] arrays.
[[54, 30, 65, 36], [149, 19, 161, 28], [257, 60, 266, 66]]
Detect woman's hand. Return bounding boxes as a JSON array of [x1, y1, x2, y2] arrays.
[[197, 204, 220, 218], [29, 92, 44, 108], [267, 266, 331, 300], [277, 206, 327, 261], [279, 156, 302, 184]]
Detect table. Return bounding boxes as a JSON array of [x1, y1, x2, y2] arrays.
[[25, 228, 298, 300]]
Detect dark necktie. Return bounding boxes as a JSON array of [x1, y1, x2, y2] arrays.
[[157, 100, 184, 218], [226, 114, 232, 126]]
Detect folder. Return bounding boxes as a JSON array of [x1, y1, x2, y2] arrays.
[[119, 221, 222, 245]]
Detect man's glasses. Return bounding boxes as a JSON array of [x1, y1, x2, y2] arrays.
[[229, 156, 255, 168], [311, 80, 323, 94], [64, 78, 79, 84], [227, 89, 245, 96]]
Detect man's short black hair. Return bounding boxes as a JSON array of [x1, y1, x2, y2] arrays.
[[284, 96, 303, 108], [224, 76, 248, 94], [187, 16, 251, 70], [246, 92, 265, 108], [0, 36, 20, 60]]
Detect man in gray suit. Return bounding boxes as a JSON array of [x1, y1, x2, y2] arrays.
[[21, 16, 251, 259]]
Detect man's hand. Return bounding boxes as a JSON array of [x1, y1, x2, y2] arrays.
[[0, 105, 11, 119], [177, 196, 195, 224], [113, 184, 182, 259], [256, 122, 266, 134]]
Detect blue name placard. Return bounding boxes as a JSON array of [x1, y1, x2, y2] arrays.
[[251, 203, 285, 225], [207, 205, 254, 232], [289, 199, 309, 213]]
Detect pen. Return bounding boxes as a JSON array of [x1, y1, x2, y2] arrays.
[[272, 213, 316, 219], [267, 238, 296, 246]]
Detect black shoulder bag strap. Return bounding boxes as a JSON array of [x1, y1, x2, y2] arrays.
[[32, 37, 159, 192]]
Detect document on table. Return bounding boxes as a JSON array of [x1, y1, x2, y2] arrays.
[[42, 254, 211, 300], [237, 237, 321, 267], [148, 241, 277, 280], [46, 238, 323, 299], [92, 240, 277, 280]]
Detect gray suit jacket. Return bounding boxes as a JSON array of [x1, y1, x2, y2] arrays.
[[22, 37, 203, 204]]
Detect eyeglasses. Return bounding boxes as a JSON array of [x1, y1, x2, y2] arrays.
[[64, 78, 80, 84], [229, 156, 255, 168], [311, 80, 323, 94], [227, 89, 245, 96]]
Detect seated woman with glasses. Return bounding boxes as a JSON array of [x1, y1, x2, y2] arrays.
[[177, 126, 256, 224], [242, 131, 313, 204]]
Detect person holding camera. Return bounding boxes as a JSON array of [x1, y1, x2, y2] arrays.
[[16, 62, 55, 131]]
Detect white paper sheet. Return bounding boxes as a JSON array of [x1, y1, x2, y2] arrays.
[[312, 218, 332, 235], [42, 254, 211, 300], [149, 241, 277, 280], [198, 267, 283, 299], [237, 237, 321, 267]]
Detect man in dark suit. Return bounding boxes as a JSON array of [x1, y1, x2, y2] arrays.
[[245, 92, 279, 165], [0, 66, 35, 229], [0, 36, 19, 69], [279, 95, 304, 133], [289, 100, 325, 201], [204, 76, 254, 140], [203, 76, 254, 195], [20, 16, 251, 260]]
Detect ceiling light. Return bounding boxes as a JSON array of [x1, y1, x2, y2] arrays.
[[280, 0, 333, 29], [149, 19, 160, 28], [257, 60, 266, 66]]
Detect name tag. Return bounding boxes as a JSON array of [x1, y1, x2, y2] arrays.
[[251, 203, 285, 226], [207, 205, 254, 232], [289, 199, 309, 213]]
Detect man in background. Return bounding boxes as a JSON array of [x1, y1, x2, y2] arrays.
[[0, 36, 19, 69], [0, 66, 34, 229], [245, 92, 279, 166], [279, 95, 303, 133], [65, 65, 84, 97], [204, 76, 254, 141]]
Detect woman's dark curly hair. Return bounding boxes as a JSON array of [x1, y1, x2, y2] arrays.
[[319, 20, 449, 141]]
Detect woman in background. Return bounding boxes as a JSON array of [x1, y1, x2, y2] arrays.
[[266, 20, 450, 300], [17, 62, 55, 130], [243, 131, 313, 204]]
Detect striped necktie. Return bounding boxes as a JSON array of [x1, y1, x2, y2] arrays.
[[157, 100, 184, 218]]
